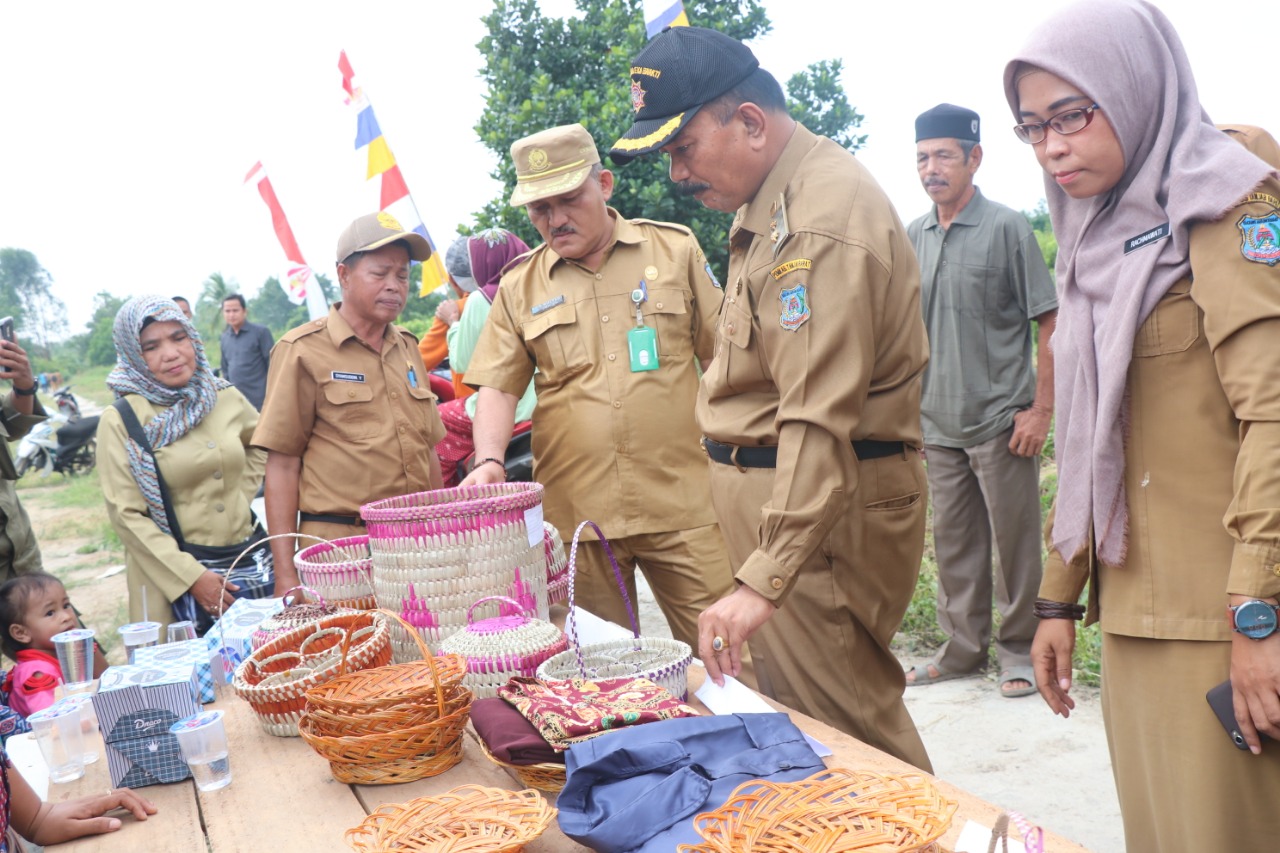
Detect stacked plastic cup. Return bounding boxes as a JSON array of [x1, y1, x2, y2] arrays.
[[170, 710, 232, 792], [55, 694, 100, 765], [28, 702, 86, 783], [167, 621, 197, 643], [51, 628, 96, 693], [118, 621, 161, 663]]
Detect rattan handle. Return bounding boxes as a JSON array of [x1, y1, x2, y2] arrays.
[[466, 595, 530, 625], [282, 585, 327, 609], [376, 608, 447, 719], [565, 520, 641, 679]]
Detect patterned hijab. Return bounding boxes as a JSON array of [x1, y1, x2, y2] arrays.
[[1004, 0, 1274, 567], [107, 295, 230, 535], [469, 229, 531, 303]]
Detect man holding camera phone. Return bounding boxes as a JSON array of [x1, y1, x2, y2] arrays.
[[0, 318, 48, 580]]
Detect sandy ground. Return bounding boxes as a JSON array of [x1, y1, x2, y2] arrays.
[[630, 574, 1125, 852]]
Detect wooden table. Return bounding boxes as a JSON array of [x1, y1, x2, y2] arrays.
[[43, 666, 1089, 852]]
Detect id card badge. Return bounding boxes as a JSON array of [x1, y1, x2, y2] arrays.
[[628, 325, 659, 372]]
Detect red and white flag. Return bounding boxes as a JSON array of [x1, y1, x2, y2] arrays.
[[243, 161, 328, 320]]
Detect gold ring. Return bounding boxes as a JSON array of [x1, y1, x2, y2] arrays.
[[712, 635, 725, 653]]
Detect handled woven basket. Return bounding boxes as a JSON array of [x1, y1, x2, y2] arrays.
[[298, 609, 474, 784], [535, 520, 693, 700], [437, 595, 568, 700], [344, 785, 556, 853], [676, 768, 958, 853], [250, 586, 350, 651], [232, 611, 391, 737], [475, 735, 567, 795], [295, 536, 376, 610]]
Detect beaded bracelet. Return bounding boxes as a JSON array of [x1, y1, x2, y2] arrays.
[[1033, 598, 1085, 621]]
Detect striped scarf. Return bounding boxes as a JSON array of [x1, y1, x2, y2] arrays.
[[106, 296, 230, 536]]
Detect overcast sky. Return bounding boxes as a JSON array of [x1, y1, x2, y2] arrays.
[[0, 1, 1259, 333]]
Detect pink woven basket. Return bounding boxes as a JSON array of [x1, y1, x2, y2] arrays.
[[544, 523, 569, 606], [360, 482, 545, 533], [296, 536, 376, 610], [438, 596, 568, 699], [251, 586, 350, 651]]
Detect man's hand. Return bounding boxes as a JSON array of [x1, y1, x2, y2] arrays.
[[435, 299, 462, 326], [460, 458, 505, 487], [1230, 623, 1280, 754], [698, 585, 774, 687], [0, 338, 35, 389], [1009, 406, 1052, 457], [189, 570, 239, 616], [1031, 617, 1077, 717]]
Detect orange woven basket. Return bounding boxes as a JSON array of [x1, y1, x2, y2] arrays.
[[677, 768, 958, 853], [298, 609, 475, 784], [475, 735, 567, 794], [344, 785, 556, 853]]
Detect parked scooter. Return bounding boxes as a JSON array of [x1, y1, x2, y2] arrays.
[[53, 386, 82, 421], [14, 411, 99, 477]]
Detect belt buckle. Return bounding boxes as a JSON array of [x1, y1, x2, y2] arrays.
[[699, 436, 709, 457]]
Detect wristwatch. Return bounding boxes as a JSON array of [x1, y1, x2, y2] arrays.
[[1228, 599, 1280, 640]]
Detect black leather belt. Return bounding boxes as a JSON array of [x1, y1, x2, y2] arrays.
[[299, 512, 362, 526], [703, 437, 906, 468]]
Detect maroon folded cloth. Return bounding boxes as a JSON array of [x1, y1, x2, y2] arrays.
[[470, 696, 564, 766]]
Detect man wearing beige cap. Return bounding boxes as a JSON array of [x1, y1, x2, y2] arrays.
[[254, 212, 445, 594], [462, 124, 744, 665]]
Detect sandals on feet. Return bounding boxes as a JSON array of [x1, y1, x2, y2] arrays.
[[904, 663, 982, 687], [999, 665, 1038, 698]]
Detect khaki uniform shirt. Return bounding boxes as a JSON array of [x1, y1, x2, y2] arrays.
[[98, 388, 265, 623], [466, 211, 721, 538], [252, 305, 445, 517], [1041, 176, 1280, 640], [697, 124, 929, 602], [0, 392, 45, 581]]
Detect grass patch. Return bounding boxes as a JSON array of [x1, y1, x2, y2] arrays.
[[17, 467, 107, 508], [66, 364, 114, 408]]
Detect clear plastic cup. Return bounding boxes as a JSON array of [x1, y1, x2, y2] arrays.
[[167, 621, 198, 643], [118, 621, 161, 663], [51, 627, 96, 691], [28, 702, 86, 783], [170, 709, 231, 792], [56, 694, 100, 765]]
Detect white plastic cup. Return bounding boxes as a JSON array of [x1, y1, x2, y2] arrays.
[[118, 621, 161, 663], [51, 627, 96, 690], [28, 702, 86, 783], [170, 710, 231, 792], [167, 621, 198, 643], [56, 694, 100, 765]]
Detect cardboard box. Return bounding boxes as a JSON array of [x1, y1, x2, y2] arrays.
[[133, 640, 216, 703], [206, 597, 284, 665], [93, 664, 202, 788]]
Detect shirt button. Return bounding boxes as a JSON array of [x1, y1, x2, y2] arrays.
[[398, 425, 406, 434], [215, 503, 225, 513], [348, 390, 356, 398], [595, 273, 603, 280], [391, 391, 398, 399], [601, 315, 609, 322], [1273, 564, 1280, 577], [727, 323, 735, 334], [206, 441, 216, 449], [613, 401, 622, 409], [608, 354, 616, 361], [656, 302, 664, 309], [770, 577, 783, 590], [213, 471, 223, 480]]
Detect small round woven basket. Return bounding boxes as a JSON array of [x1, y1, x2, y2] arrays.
[[535, 521, 692, 700], [344, 785, 557, 853], [250, 586, 350, 651], [232, 612, 391, 737], [475, 736, 567, 794], [544, 522, 569, 605], [437, 596, 568, 700], [295, 536, 376, 610], [676, 768, 958, 853]]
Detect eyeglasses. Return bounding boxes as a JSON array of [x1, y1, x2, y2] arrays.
[[1012, 104, 1102, 144]]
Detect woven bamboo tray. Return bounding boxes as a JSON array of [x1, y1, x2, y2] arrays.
[[344, 785, 556, 853], [295, 536, 376, 610], [677, 768, 958, 853], [438, 595, 568, 700], [362, 484, 549, 659], [535, 521, 692, 700], [232, 612, 391, 737], [475, 735, 567, 794]]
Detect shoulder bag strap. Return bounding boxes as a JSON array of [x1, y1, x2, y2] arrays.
[[112, 397, 187, 548]]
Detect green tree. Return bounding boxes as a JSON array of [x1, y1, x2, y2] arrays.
[[473, 0, 863, 274], [84, 291, 127, 366], [0, 248, 68, 358], [1023, 200, 1058, 276]]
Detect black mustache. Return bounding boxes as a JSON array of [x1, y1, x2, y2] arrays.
[[551, 226, 576, 237], [674, 181, 711, 196]]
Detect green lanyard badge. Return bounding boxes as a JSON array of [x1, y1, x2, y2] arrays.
[[628, 282, 659, 372]]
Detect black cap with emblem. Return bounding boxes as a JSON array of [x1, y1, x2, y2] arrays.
[[609, 26, 759, 165], [915, 103, 981, 143]]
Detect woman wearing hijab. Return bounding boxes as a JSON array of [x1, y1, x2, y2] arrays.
[[1006, 1, 1280, 847], [435, 229, 534, 486], [98, 296, 273, 629]]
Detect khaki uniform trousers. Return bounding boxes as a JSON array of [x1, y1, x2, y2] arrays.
[[1102, 633, 1280, 853], [571, 524, 755, 689], [707, 455, 932, 772], [925, 426, 1043, 674]]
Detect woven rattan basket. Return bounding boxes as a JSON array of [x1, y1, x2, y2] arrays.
[[250, 586, 350, 651], [536, 521, 693, 700], [677, 768, 958, 853], [544, 522, 569, 605], [232, 611, 391, 737], [475, 735, 567, 794], [438, 596, 568, 700], [344, 785, 556, 853], [298, 609, 474, 784], [362, 483, 550, 660], [295, 536, 376, 610]]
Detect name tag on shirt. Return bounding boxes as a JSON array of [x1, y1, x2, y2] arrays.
[[1123, 222, 1170, 254], [331, 371, 366, 383], [531, 295, 566, 315]]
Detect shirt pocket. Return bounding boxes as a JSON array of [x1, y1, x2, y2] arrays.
[[522, 303, 589, 387], [320, 382, 379, 440], [641, 288, 692, 360], [406, 384, 441, 442], [713, 299, 756, 393], [1133, 285, 1200, 358]]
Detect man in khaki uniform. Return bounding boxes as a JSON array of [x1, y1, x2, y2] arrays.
[[0, 336, 45, 582], [254, 212, 445, 593], [462, 123, 740, 657], [612, 27, 931, 769]]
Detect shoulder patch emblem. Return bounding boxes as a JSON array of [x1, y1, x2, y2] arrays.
[[704, 262, 722, 289], [770, 258, 812, 280], [779, 284, 810, 331], [1239, 212, 1280, 266]]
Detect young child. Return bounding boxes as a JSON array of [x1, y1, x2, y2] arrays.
[[0, 574, 83, 716]]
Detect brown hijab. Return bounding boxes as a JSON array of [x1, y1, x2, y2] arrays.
[[1003, 0, 1275, 567]]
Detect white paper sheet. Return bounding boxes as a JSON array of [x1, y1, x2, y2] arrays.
[[696, 676, 833, 757], [524, 505, 544, 547]]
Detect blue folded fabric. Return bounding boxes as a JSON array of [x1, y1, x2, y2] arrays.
[[557, 712, 825, 852]]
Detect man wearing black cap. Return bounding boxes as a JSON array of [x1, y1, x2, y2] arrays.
[[904, 104, 1057, 699], [612, 27, 931, 769]]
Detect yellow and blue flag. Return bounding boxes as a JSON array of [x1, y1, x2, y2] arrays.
[[644, 0, 689, 39]]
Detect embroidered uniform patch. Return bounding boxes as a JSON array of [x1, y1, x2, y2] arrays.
[[704, 262, 722, 289], [778, 284, 810, 331], [770, 258, 812, 280], [1239, 212, 1280, 266]]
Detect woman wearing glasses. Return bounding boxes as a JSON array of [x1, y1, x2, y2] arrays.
[[1006, 1, 1280, 849]]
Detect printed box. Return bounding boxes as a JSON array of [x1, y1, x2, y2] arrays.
[[92, 664, 202, 788], [206, 596, 284, 666], [133, 640, 216, 704]]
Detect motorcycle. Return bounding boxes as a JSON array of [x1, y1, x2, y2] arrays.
[[53, 386, 82, 421], [14, 410, 99, 477]]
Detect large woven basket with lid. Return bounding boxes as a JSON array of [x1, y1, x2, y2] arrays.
[[438, 595, 568, 700]]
